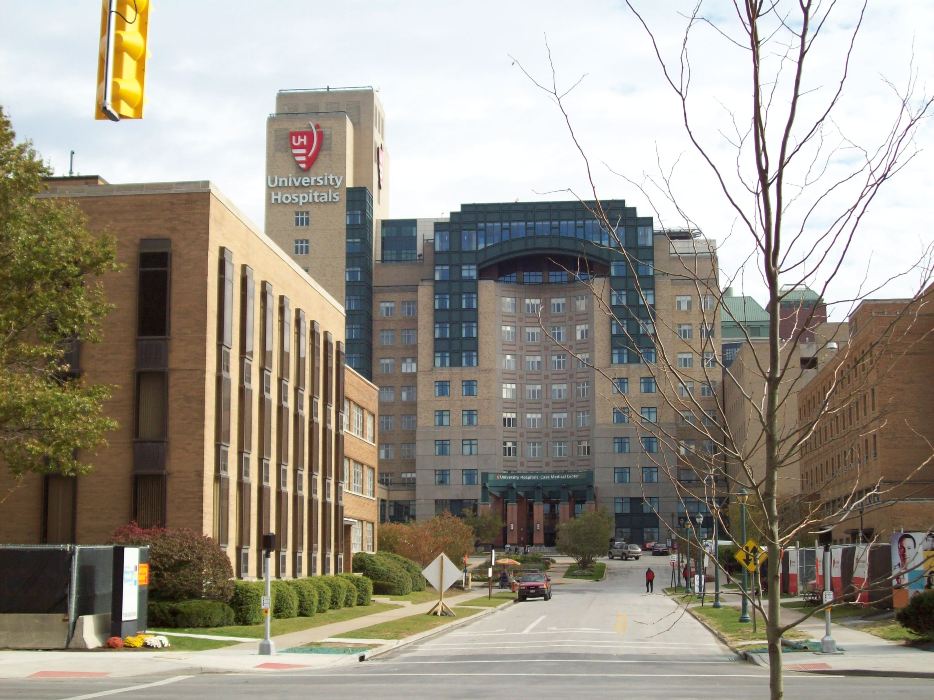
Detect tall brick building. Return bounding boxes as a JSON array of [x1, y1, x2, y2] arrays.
[[0, 177, 378, 578]]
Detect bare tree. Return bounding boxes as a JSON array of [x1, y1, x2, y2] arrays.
[[514, 2, 933, 697]]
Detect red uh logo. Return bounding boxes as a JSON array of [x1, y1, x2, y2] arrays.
[[290, 124, 323, 171]]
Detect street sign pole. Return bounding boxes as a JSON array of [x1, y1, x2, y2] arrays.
[[820, 544, 838, 653], [739, 500, 750, 623]]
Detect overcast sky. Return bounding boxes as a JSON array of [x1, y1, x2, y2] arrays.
[[2, 1, 931, 312]]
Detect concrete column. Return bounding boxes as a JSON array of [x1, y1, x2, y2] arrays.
[[532, 501, 545, 545], [559, 501, 571, 524]]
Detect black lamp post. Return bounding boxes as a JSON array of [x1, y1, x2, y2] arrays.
[[694, 512, 704, 597], [738, 488, 750, 623]]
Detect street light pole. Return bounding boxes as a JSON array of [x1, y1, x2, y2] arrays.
[[712, 490, 721, 608], [259, 533, 276, 656], [694, 512, 704, 600], [738, 488, 750, 623]]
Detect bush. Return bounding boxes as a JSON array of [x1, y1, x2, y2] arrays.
[[148, 599, 235, 628], [340, 576, 357, 607], [271, 580, 299, 619], [308, 578, 332, 613], [353, 552, 412, 595], [320, 576, 349, 609], [230, 580, 264, 625], [289, 579, 319, 617], [340, 573, 373, 606], [896, 590, 934, 636], [111, 522, 234, 602], [381, 552, 426, 591]]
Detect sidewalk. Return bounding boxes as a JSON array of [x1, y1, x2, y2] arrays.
[[0, 586, 511, 680], [680, 588, 933, 678]]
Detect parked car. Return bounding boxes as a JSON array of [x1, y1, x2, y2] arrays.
[[609, 542, 642, 560], [652, 542, 670, 556], [516, 571, 552, 601]]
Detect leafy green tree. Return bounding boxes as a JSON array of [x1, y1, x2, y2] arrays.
[[0, 107, 118, 483], [464, 511, 504, 545], [556, 509, 613, 569]]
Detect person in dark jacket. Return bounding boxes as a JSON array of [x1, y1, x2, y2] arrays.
[[498, 570, 509, 589], [645, 567, 655, 593]]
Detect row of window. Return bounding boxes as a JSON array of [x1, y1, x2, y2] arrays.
[[434, 380, 478, 397], [502, 381, 592, 400], [434, 264, 477, 280], [372, 328, 417, 345], [499, 352, 592, 372], [378, 357, 417, 374], [378, 443, 416, 460], [501, 324, 590, 343], [343, 458, 377, 498], [434, 292, 477, 310], [428, 437, 660, 457], [379, 414, 416, 431], [379, 385, 416, 402], [501, 295, 588, 315], [434, 351, 478, 367], [433, 221, 652, 252], [434, 468, 479, 485], [376, 300, 418, 317], [341, 399, 375, 443], [675, 294, 716, 311]]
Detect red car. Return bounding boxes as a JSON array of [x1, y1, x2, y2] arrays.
[[516, 572, 552, 601]]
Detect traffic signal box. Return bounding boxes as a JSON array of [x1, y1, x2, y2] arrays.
[[96, 0, 150, 120]]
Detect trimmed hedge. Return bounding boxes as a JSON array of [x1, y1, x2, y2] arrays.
[[319, 576, 347, 609], [896, 590, 934, 636], [353, 552, 412, 595], [309, 577, 332, 613], [381, 552, 426, 591], [230, 581, 265, 625], [340, 573, 373, 606], [148, 599, 235, 628], [288, 579, 319, 617], [271, 580, 299, 619]]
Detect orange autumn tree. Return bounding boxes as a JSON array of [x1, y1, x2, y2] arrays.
[[378, 512, 475, 566]]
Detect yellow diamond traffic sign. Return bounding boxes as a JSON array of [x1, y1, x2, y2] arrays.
[[734, 539, 767, 572]]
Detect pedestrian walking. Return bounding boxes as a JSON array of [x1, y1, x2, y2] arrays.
[[645, 567, 655, 593], [683, 564, 692, 592]]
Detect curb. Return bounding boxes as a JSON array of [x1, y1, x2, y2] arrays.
[[679, 602, 747, 662], [360, 600, 513, 662]]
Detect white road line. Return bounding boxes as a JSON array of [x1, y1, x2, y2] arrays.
[[522, 615, 546, 634], [58, 675, 193, 700], [279, 672, 829, 679], [383, 659, 738, 665]]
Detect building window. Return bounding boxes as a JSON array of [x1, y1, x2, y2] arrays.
[[527, 441, 543, 458], [610, 261, 628, 276], [401, 357, 417, 373], [700, 323, 716, 339], [377, 329, 393, 345], [526, 384, 542, 400], [574, 295, 587, 311], [462, 469, 478, 485], [641, 437, 659, 453], [577, 353, 590, 368], [611, 290, 627, 305], [678, 324, 693, 340], [551, 354, 567, 371], [462, 439, 479, 455], [346, 267, 362, 282], [525, 298, 542, 314], [434, 410, 450, 427], [525, 327, 541, 343], [462, 380, 478, 396], [501, 325, 515, 342], [379, 386, 395, 402], [293, 238, 309, 255], [435, 440, 451, 456], [552, 412, 567, 429], [613, 378, 629, 395], [703, 351, 717, 367], [461, 264, 477, 279], [612, 348, 628, 364], [701, 382, 715, 397], [503, 441, 518, 457], [435, 380, 450, 397], [401, 329, 417, 345], [551, 297, 566, 313], [526, 355, 543, 371], [435, 469, 451, 486], [462, 350, 478, 367], [576, 410, 590, 428], [676, 295, 692, 311], [401, 414, 417, 430], [435, 322, 450, 338], [678, 381, 694, 397], [462, 409, 478, 426], [503, 354, 517, 370], [642, 467, 659, 483], [400, 385, 416, 402], [294, 211, 310, 227], [434, 294, 450, 310], [379, 443, 394, 459], [550, 326, 565, 342], [576, 381, 590, 399], [552, 441, 568, 457], [640, 377, 656, 393], [434, 352, 450, 367], [400, 442, 416, 458], [637, 226, 653, 246], [613, 407, 630, 424], [614, 497, 629, 514], [462, 293, 477, 309], [502, 383, 517, 400], [501, 297, 516, 313], [576, 440, 591, 456], [702, 294, 715, 310], [641, 407, 657, 423], [576, 324, 589, 341], [378, 358, 394, 374], [613, 437, 630, 454], [379, 301, 396, 317], [551, 383, 567, 400], [637, 262, 653, 276], [677, 352, 693, 369], [434, 265, 450, 281], [526, 412, 542, 429], [614, 467, 630, 483], [462, 322, 477, 338], [401, 300, 417, 317]]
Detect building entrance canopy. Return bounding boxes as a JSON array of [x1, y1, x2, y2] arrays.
[[481, 470, 594, 504]]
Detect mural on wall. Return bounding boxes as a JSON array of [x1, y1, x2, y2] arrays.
[[891, 531, 934, 600]]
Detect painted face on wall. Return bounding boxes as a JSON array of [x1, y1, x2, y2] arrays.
[[898, 534, 917, 568]]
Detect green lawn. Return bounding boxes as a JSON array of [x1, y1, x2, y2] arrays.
[[333, 606, 483, 640], [376, 589, 441, 604], [782, 601, 870, 620], [151, 602, 398, 639], [155, 636, 241, 652], [460, 592, 516, 607], [688, 604, 806, 645], [858, 621, 932, 644]]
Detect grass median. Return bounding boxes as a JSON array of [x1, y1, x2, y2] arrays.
[[333, 606, 484, 640], [564, 562, 607, 580]]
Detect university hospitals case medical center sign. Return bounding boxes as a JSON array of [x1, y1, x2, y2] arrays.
[[267, 122, 343, 204]]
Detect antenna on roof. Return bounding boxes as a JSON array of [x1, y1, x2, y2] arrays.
[[69, 150, 75, 177]]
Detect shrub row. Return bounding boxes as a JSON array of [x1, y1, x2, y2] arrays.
[[148, 599, 236, 628], [896, 590, 934, 637], [228, 575, 371, 626], [352, 551, 425, 595]]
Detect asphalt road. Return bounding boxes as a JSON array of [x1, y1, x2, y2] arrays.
[[8, 558, 934, 699]]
